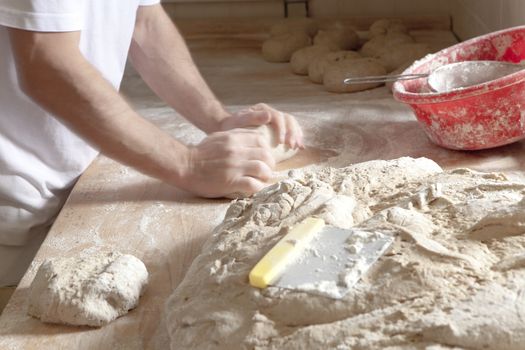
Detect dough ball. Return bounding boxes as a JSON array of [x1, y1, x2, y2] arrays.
[[378, 43, 432, 72], [270, 18, 318, 37], [257, 124, 298, 163], [28, 251, 148, 327], [313, 23, 359, 51], [360, 32, 414, 58], [323, 58, 387, 93], [369, 19, 408, 38], [308, 50, 362, 84], [262, 32, 312, 63], [290, 45, 332, 75]]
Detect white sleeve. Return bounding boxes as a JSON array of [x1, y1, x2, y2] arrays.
[[139, 0, 161, 6], [0, 0, 83, 32]]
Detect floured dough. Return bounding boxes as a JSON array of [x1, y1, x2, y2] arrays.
[[369, 19, 408, 38], [270, 18, 318, 38], [165, 157, 525, 349], [323, 58, 387, 93], [378, 42, 432, 72], [308, 50, 362, 84], [256, 124, 298, 163], [290, 45, 332, 75], [28, 251, 148, 327], [262, 32, 312, 63], [360, 32, 414, 58], [313, 23, 359, 51]]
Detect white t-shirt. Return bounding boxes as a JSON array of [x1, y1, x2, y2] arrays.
[[0, 0, 160, 286]]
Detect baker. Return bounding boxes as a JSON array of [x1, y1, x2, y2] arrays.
[[0, 1, 303, 295]]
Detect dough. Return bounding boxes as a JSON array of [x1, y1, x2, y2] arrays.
[[378, 43, 431, 72], [165, 157, 525, 349], [28, 251, 148, 327], [270, 18, 318, 38], [262, 32, 312, 63], [312, 23, 359, 51], [369, 19, 408, 38], [308, 50, 362, 84], [360, 32, 414, 58], [323, 58, 387, 93], [256, 124, 298, 163], [290, 45, 332, 75]]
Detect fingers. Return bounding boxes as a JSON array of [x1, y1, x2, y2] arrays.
[[242, 160, 273, 182], [234, 176, 268, 196]]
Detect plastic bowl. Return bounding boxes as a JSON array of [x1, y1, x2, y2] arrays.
[[393, 26, 525, 150]]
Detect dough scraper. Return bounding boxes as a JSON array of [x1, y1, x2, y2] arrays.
[[249, 217, 394, 299]]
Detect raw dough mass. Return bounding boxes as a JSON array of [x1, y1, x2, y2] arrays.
[[165, 157, 525, 349], [313, 24, 359, 51], [378, 43, 431, 72], [290, 45, 332, 75], [262, 32, 312, 63], [308, 50, 362, 84], [369, 19, 408, 38], [360, 32, 414, 58], [256, 124, 298, 163], [28, 251, 148, 327], [323, 58, 387, 92]]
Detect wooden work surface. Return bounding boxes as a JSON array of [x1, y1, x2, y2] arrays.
[[2, 20, 525, 349]]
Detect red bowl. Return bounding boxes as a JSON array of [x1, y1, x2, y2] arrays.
[[393, 26, 525, 150]]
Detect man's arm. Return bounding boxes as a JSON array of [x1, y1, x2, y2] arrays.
[[129, 4, 304, 148], [8, 28, 273, 198]]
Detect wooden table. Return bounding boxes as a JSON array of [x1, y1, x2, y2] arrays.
[[2, 21, 525, 349]]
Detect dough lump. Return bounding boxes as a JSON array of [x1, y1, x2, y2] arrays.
[[360, 32, 414, 58], [369, 19, 408, 38], [313, 23, 359, 51], [308, 50, 362, 84], [262, 32, 312, 63], [256, 124, 298, 163], [378, 43, 431, 72], [290, 45, 332, 75], [270, 18, 318, 37], [28, 251, 148, 327], [323, 58, 387, 93]]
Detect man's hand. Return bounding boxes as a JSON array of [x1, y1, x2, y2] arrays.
[[180, 129, 275, 198], [219, 103, 305, 149]]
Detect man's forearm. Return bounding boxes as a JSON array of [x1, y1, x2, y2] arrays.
[[8, 29, 190, 187], [129, 5, 230, 134]]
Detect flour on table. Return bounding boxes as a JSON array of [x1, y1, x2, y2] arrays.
[[28, 251, 148, 327]]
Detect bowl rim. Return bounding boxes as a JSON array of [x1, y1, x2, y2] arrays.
[[393, 25, 525, 105]]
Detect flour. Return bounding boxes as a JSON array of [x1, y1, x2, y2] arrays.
[[28, 251, 148, 327], [164, 156, 525, 349]]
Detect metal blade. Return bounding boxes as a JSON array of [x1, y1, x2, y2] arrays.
[[273, 226, 394, 299]]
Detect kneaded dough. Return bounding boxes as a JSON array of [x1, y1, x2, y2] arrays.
[[256, 124, 298, 163], [28, 251, 148, 327], [378, 43, 431, 72], [165, 157, 525, 350], [270, 18, 318, 37], [369, 19, 408, 38], [313, 23, 359, 51], [290, 45, 332, 75], [360, 32, 414, 58], [308, 50, 362, 84], [323, 58, 387, 93], [262, 32, 312, 63]]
